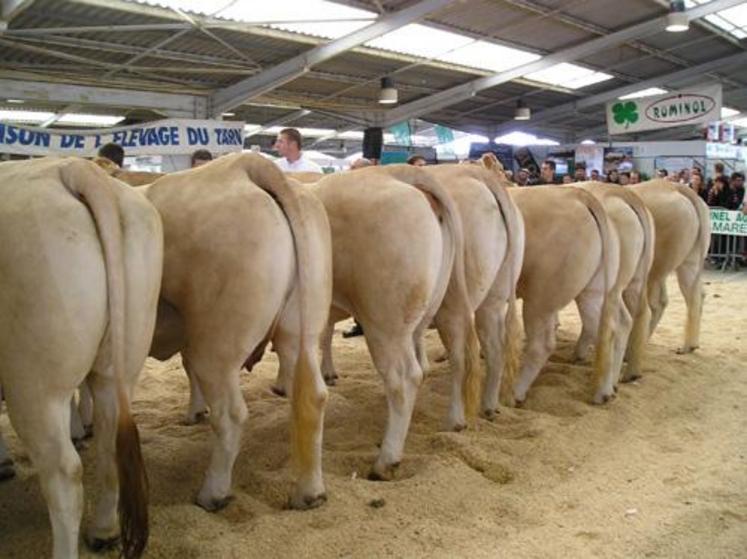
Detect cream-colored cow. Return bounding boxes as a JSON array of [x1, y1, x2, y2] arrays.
[[0, 157, 162, 558], [288, 164, 475, 479], [508, 185, 619, 404], [423, 164, 524, 421], [573, 182, 655, 384], [142, 153, 331, 511], [630, 179, 711, 354]]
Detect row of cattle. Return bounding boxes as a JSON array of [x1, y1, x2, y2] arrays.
[[0, 153, 709, 558]]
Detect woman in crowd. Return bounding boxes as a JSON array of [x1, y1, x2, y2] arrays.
[[690, 172, 709, 203]]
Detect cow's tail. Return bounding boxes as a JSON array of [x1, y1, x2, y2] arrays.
[[381, 165, 481, 420], [576, 188, 616, 398], [674, 183, 711, 349], [60, 158, 148, 559], [615, 188, 655, 379], [235, 153, 327, 480], [479, 170, 524, 405]]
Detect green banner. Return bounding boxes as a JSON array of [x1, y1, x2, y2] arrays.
[[434, 124, 455, 144], [710, 209, 747, 236], [388, 122, 411, 146]]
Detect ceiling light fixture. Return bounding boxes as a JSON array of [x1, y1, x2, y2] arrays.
[[666, 0, 689, 32], [514, 99, 531, 121], [379, 77, 398, 105]]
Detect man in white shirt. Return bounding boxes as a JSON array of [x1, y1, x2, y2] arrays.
[[273, 128, 322, 172]]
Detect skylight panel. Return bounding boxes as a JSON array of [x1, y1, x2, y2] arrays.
[[705, 13, 735, 30], [731, 117, 747, 128], [524, 63, 613, 90], [619, 87, 668, 100], [0, 109, 55, 123], [494, 131, 560, 146], [366, 24, 474, 59], [438, 41, 541, 73], [57, 114, 125, 126], [721, 107, 741, 118], [717, 3, 747, 27]]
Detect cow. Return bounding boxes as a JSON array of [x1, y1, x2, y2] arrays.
[[282, 164, 476, 479], [141, 153, 331, 511], [421, 164, 525, 421], [573, 182, 655, 384], [629, 179, 710, 354], [0, 157, 162, 558]]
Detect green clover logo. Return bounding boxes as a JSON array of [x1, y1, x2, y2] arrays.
[[612, 101, 639, 128]]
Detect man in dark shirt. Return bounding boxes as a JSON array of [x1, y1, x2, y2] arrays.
[[728, 172, 745, 210]]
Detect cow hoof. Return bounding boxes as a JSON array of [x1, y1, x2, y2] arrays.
[[450, 422, 466, 433], [0, 461, 16, 482], [270, 385, 287, 398], [368, 462, 400, 482], [85, 535, 120, 553], [288, 492, 327, 510], [83, 424, 94, 439], [513, 396, 526, 408], [323, 376, 337, 387], [182, 411, 208, 426], [482, 409, 498, 421], [676, 346, 697, 355], [196, 494, 234, 512], [620, 373, 641, 384], [592, 391, 614, 405]]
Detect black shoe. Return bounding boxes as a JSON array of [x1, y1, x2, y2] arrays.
[[342, 322, 364, 338]]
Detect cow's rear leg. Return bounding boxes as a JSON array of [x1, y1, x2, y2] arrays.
[[186, 353, 248, 512], [512, 306, 556, 405], [675, 256, 705, 354], [647, 277, 668, 339], [272, 334, 328, 509], [574, 287, 603, 364], [434, 309, 471, 431], [4, 385, 82, 559], [476, 296, 508, 419], [366, 330, 423, 481], [622, 284, 650, 382], [319, 307, 349, 387], [183, 356, 208, 425]]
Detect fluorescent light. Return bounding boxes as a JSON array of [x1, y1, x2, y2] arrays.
[[6, 99, 24, 104], [619, 87, 668, 100], [666, 12, 689, 32], [721, 107, 740, 119], [56, 113, 125, 126], [580, 139, 596, 145], [0, 109, 55, 122], [222, 112, 235, 117], [524, 63, 613, 90], [494, 131, 559, 146]]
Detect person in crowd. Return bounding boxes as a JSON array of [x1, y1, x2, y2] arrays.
[[191, 149, 213, 168], [540, 159, 557, 184], [678, 168, 690, 185], [630, 170, 641, 184], [274, 127, 322, 172], [590, 169, 600, 181], [562, 174, 573, 184], [707, 176, 730, 207], [618, 172, 631, 186], [349, 157, 372, 170], [729, 172, 745, 210], [573, 165, 587, 182], [504, 169, 514, 182], [407, 154, 427, 167], [97, 143, 124, 168], [516, 168, 531, 186], [606, 169, 620, 184], [690, 172, 708, 203], [656, 169, 668, 179]]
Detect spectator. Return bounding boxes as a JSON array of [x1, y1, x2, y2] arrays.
[[707, 161, 727, 191], [573, 165, 587, 182], [540, 160, 557, 184], [97, 143, 124, 168], [619, 172, 631, 186], [191, 149, 213, 168], [630, 170, 641, 184], [516, 168, 530, 186], [690, 172, 708, 203], [606, 169, 620, 184], [678, 168, 691, 185], [707, 176, 729, 207], [407, 154, 427, 167], [729, 172, 745, 210], [562, 174, 573, 184], [590, 169, 600, 181], [349, 157, 372, 170], [274, 127, 322, 172], [656, 169, 668, 179]]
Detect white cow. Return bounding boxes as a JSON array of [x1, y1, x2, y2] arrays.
[[0, 157, 162, 558], [143, 153, 331, 510], [423, 163, 525, 421], [630, 179, 710, 354], [292, 164, 475, 479]]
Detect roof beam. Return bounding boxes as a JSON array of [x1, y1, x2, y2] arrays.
[[380, 0, 745, 127], [0, 78, 207, 118], [492, 50, 747, 136], [208, 0, 453, 116], [1, 0, 34, 23], [244, 109, 311, 138]]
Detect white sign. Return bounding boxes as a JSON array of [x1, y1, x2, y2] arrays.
[[0, 118, 245, 157], [710, 209, 747, 237], [606, 85, 722, 135]]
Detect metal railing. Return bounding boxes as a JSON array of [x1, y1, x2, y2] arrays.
[[707, 208, 746, 271]]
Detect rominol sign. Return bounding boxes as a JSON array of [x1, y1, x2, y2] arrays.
[[710, 209, 747, 237], [606, 85, 722, 135], [0, 118, 245, 157]]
